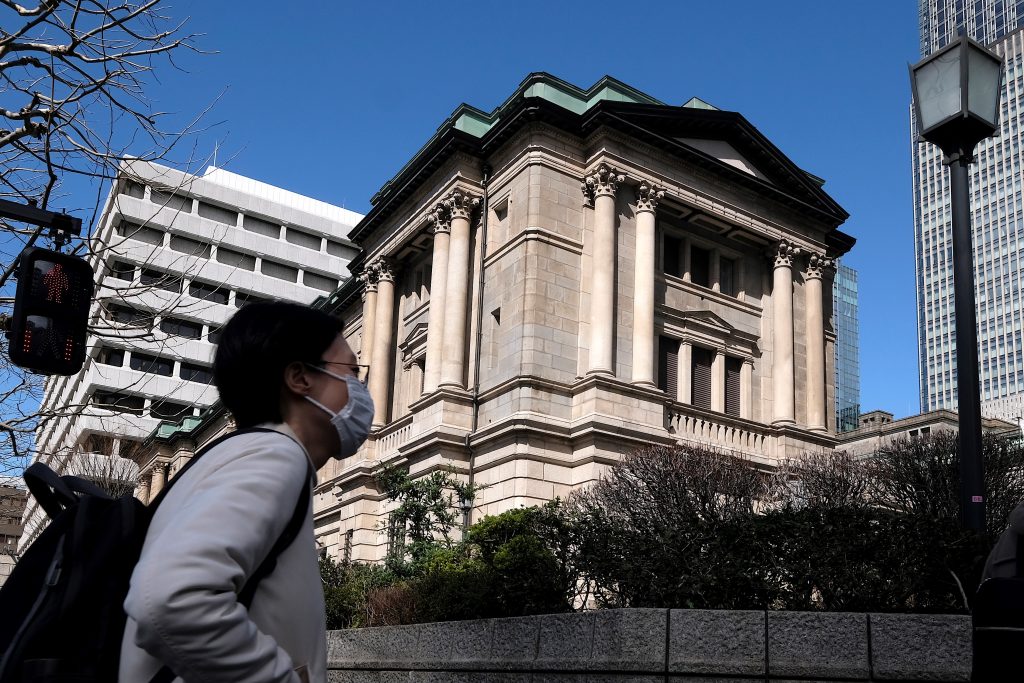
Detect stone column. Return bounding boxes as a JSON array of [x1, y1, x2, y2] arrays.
[[771, 240, 800, 425], [682, 237, 692, 282], [423, 205, 451, 394], [139, 471, 151, 504], [359, 268, 379, 365], [632, 181, 664, 387], [741, 360, 754, 420], [678, 341, 692, 404], [440, 189, 478, 389], [150, 463, 167, 499], [582, 163, 624, 376], [711, 350, 725, 412], [710, 248, 721, 292], [369, 258, 397, 427], [804, 254, 832, 432]]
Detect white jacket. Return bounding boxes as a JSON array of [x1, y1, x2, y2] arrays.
[[119, 424, 327, 683]]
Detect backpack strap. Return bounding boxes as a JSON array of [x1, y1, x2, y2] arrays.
[[147, 429, 314, 683], [23, 463, 109, 520]]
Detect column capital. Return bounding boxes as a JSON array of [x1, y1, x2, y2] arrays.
[[803, 253, 835, 280], [427, 203, 451, 235], [771, 240, 802, 269], [582, 162, 625, 205], [444, 188, 480, 221], [634, 180, 665, 214], [369, 257, 398, 283], [358, 265, 379, 294]]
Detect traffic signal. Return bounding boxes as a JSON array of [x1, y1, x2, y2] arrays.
[[9, 247, 93, 375]]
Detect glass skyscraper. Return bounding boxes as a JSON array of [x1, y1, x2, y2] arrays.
[[834, 263, 860, 433], [914, 0, 1024, 422]]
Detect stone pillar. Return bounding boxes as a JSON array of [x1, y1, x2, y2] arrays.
[[711, 350, 725, 413], [369, 259, 397, 427], [741, 360, 754, 420], [359, 268, 379, 365], [423, 205, 451, 394], [771, 240, 800, 425], [582, 163, 624, 376], [138, 471, 151, 504], [710, 248, 721, 293], [804, 254, 832, 432], [150, 463, 167, 499], [440, 189, 478, 389], [682, 237, 692, 282], [678, 341, 692, 404], [632, 181, 664, 387]]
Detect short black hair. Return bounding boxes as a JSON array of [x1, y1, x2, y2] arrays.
[[213, 301, 344, 428]]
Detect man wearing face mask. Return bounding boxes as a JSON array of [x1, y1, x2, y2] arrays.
[[119, 301, 373, 683]]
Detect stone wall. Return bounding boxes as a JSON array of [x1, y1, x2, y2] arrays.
[[327, 609, 971, 682]]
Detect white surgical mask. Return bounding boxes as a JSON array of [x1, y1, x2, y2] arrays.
[[304, 365, 374, 459]]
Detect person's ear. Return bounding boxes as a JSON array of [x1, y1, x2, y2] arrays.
[[283, 361, 313, 397]]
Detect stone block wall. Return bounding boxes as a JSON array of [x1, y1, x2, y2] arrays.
[[327, 609, 971, 682]]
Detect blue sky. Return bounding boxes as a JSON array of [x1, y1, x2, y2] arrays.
[[72, 0, 923, 417]]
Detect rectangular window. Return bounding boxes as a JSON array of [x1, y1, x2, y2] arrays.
[[140, 268, 182, 293], [150, 189, 192, 213], [242, 214, 280, 238], [169, 234, 211, 258], [215, 247, 256, 271], [234, 291, 267, 309], [116, 221, 163, 246], [261, 259, 298, 282], [130, 352, 174, 377], [663, 235, 683, 277], [327, 239, 351, 257], [207, 325, 222, 344], [151, 400, 193, 420], [725, 356, 742, 417], [92, 391, 145, 416], [160, 316, 203, 340], [720, 257, 737, 297], [303, 271, 338, 292], [180, 362, 214, 384], [657, 336, 678, 398], [691, 346, 713, 410], [285, 227, 322, 251], [120, 180, 145, 199], [691, 246, 710, 288], [189, 280, 229, 305], [196, 201, 237, 225], [109, 260, 135, 281], [96, 346, 125, 367], [107, 304, 150, 325]]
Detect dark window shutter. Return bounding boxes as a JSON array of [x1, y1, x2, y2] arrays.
[[691, 347, 712, 409], [691, 246, 710, 287], [658, 336, 679, 398], [720, 257, 736, 296], [664, 235, 682, 277], [725, 356, 742, 416]]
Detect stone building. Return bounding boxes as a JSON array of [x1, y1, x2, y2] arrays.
[[309, 72, 855, 561], [130, 73, 855, 562], [837, 408, 1018, 458], [0, 484, 27, 586]]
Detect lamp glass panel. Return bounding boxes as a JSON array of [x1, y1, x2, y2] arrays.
[[915, 49, 962, 130], [968, 46, 1002, 126]]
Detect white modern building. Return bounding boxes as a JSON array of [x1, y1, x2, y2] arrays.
[[21, 161, 361, 549], [914, 1, 1024, 422]]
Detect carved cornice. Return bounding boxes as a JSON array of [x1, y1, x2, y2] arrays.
[[443, 188, 480, 221], [771, 240, 802, 269], [581, 162, 625, 205], [803, 253, 835, 280], [634, 180, 665, 214]]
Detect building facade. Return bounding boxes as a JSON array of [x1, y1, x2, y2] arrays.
[[914, 1, 1024, 423], [834, 263, 860, 432], [312, 73, 854, 561], [21, 162, 362, 550], [838, 408, 1017, 458], [0, 484, 26, 586]]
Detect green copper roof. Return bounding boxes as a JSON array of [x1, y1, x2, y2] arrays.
[[153, 415, 203, 440], [371, 73, 666, 206]]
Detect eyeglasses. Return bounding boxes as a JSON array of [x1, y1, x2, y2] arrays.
[[318, 360, 370, 385]]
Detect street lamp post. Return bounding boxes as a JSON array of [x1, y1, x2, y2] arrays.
[[910, 34, 1004, 531]]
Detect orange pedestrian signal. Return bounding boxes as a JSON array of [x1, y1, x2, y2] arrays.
[[9, 248, 93, 375]]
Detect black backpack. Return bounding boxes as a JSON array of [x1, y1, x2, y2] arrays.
[[0, 427, 312, 683]]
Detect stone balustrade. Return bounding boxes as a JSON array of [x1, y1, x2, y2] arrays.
[[327, 608, 971, 682], [666, 402, 771, 459]]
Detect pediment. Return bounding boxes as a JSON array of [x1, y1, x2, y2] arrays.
[[674, 138, 769, 181], [679, 309, 735, 335]]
